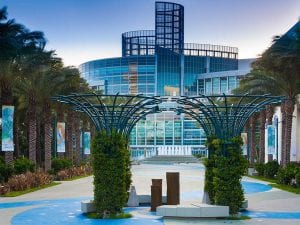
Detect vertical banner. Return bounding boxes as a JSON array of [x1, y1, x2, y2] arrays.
[[57, 122, 66, 153], [267, 125, 276, 154], [2, 106, 14, 151], [84, 132, 91, 155], [241, 132, 248, 155]]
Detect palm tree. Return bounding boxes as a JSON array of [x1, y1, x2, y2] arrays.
[[15, 50, 63, 168], [0, 7, 46, 164], [234, 25, 300, 166], [258, 110, 266, 163]]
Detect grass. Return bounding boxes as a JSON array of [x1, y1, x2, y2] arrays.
[[270, 183, 300, 194], [86, 212, 132, 219], [247, 175, 277, 183], [225, 215, 251, 220], [1, 182, 61, 197], [247, 175, 300, 194]]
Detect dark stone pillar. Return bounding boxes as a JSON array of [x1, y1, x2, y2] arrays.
[[166, 172, 180, 205], [151, 179, 162, 212]]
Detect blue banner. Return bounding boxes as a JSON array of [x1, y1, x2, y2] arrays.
[[267, 125, 276, 154], [84, 132, 91, 155], [57, 122, 66, 153], [2, 106, 14, 152]]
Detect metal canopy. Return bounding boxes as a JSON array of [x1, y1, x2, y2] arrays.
[[51, 93, 162, 138], [177, 94, 285, 141]]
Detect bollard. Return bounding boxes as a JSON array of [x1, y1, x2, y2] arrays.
[[166, 172, 180, 205]]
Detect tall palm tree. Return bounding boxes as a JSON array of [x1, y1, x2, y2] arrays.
[[234, 25, 300, 166], [15, 50, 63, 167], [259, 110, 266, 163], [0, 7, 45, 164]]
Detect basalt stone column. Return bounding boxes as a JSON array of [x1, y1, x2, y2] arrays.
[[166, 172, 180, 205], [151, 179, 162, 211]]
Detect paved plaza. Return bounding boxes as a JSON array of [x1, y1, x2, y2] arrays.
[[1, 163, 300, 225]]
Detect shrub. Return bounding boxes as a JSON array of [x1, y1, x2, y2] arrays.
[[92, 130, 131, 217], [254, 163, 265, 176], [277, 164, 299, 185], [264, 161, 280, 178], [0, 162, 14, 183], [51, 158, 72, 174], [295, 171, 300, 187], [6, 171, 53, 192], [205, 136, 247, 214], [13, 157, 35, 174]]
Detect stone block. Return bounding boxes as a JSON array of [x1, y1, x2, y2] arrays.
[[81, 200, 96, 213], [176, 205, 201, 217], [127, 186, 139, 207], [200, 204, 229, 217]]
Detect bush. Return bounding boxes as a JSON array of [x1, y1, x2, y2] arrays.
[[254, 163, 265, 176], [264, 161, 280, 178], [92, 130, 131, 217], [295, 171, 300, 187], [55, 165, 92, 181], [277, 164, 300, 185], [13, 157, 35, 174], [6, 171, 53, 192], [51, 158, 72, 174], [0, 161, 14, 183], [205, 136, 247, 214]]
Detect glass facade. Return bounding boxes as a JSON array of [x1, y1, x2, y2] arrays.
[[79, 1, 247, 159]]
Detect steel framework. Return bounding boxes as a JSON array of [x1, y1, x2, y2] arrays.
[[177, 94, 285, 140], [51, 93, 161, 138]]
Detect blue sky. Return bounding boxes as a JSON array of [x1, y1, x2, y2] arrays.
[[1, 0, 299, 66]]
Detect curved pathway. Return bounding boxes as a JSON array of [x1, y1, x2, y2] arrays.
[[0, 163, 300, 225]]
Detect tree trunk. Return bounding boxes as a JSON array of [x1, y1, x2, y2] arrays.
[[284, 99, 294, 166], [281, 102, 287, 166], [74, 114, 81, 166], [66, 109, 74, 163], [249, 114, 258, 166], [36, 115, 42, 167], [266, 105, 274, 125], [1, 80, 14, 164], [13, 111, 20, 158], [259, 110, 266, 163], [44, 102, 52, 172], [28, 95, 37, 165]]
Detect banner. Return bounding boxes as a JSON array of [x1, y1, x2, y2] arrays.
[[267, 125, 276, 154], [2, 106, 14, 152], [57, 122, 66, 153], [84, 132, 91, 155], [241, 132, 247, 155]]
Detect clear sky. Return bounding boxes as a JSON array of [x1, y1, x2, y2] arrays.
[[1, 0, 299, 67]]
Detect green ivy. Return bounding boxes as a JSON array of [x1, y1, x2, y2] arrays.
[[92, 130, 131, 217], [205, 136, 247, 214]]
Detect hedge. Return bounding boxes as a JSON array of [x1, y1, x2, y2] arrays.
[[205, 136, 247, 214], [92, 129, 131, 217]]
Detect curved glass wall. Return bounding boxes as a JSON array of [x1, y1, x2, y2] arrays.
[[79, 56, 156, 96], [122, 30, 155, 57]]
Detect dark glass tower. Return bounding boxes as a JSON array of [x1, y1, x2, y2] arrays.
[[155, 2, 184, 54]]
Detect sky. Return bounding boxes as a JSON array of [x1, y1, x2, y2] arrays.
[[1, 0, 299, 67]]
